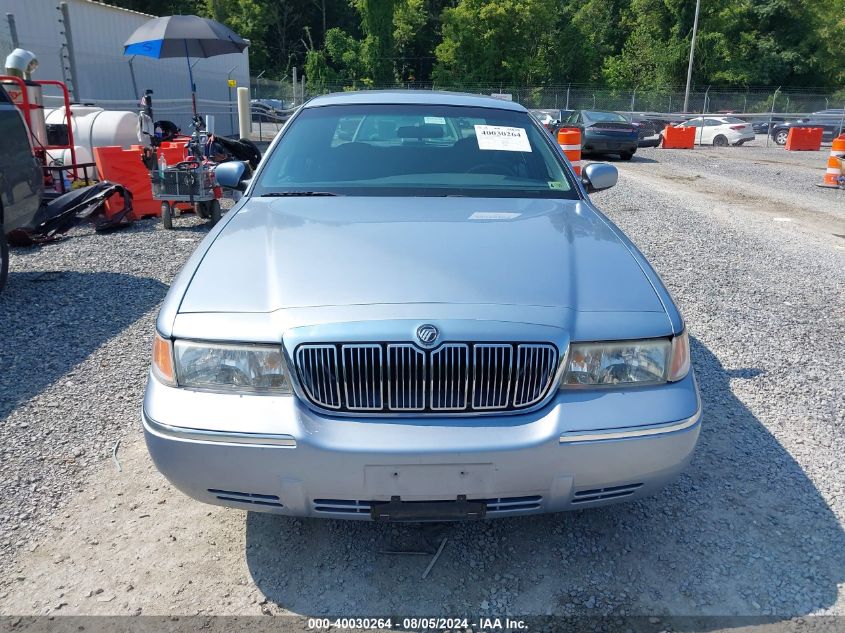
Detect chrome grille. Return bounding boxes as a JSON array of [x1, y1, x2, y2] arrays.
[[387, 344, 426, 410], [472, 344, 513, 409], [341, 344, 383, 410], [295, 345, 341, 409], [430, 344, 469, 410], [514, 344, 558, 407], [294, 342, 558, 414]]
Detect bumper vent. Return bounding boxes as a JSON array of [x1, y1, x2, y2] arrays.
[[312, 496, 542, 515], [208, 488, 284, 508], [572, 483, 643, 504], [295, 341, 558, 415], [484, 495, 543, 513], [313, 499, 372, 515]]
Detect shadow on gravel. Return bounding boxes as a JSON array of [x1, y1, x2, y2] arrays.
[[0, 271, 167, 421], [587, 153, 659, 164], [244, 337, 844, 620]]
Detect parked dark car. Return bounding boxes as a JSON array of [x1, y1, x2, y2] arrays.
[[628, 115, 661, 148], [562, 110, 639, 159], [770, 112, 845, 145], [0, 84, 43, 293], [251, 99, 288, 123], [752, 116, 784, 134]]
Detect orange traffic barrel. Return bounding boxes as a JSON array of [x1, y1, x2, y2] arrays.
[[557, 128, 581, 175], [818, 134, 845, 188]]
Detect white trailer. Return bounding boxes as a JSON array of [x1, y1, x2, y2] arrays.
[[0, 0, 250, 136]]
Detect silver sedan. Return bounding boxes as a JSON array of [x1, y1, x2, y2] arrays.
[[143, 91, 700, 521]]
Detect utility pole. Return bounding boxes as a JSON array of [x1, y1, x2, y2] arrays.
[[683, 0, 701, 114], [7, 13, 19, 48]]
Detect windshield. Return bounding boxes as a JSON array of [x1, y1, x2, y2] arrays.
[[253, 104, 577, 198], [583, 111, 628, 123]]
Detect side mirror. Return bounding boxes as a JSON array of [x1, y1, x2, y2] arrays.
[[581, 163, 618, 193], [215, 161, 249, 191]]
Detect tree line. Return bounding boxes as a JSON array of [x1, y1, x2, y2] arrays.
[[108, 0, 844, 91]]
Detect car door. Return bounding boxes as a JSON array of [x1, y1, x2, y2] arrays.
[[701, 119, 724, 144], [0, 86, 42, 233], [683, 118, 704, 144]]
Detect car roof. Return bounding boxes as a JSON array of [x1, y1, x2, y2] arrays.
[[303, 90, 526, 112]]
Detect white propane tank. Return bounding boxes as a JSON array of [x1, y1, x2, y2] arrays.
[[44, 107, 138, 178]]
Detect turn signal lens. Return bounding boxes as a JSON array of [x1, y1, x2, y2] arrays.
[[669, 330, 691, 381], [152, 333, 176, 385]]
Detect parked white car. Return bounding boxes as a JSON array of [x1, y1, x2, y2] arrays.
[[679, 116, 756, 146]]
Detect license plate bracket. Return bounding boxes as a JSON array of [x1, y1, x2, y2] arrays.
[[371, 495, 486, 522]]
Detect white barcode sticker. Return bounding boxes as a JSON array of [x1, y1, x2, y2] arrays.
[[474, 125, 531, 152], [424, 116, 446, 124]]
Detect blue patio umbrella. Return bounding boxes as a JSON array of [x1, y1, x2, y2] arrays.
[[123, 15, 248, 117]]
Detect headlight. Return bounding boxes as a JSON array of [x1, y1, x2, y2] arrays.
[[561, 331, 690, 387], [169, 339, 292, 393]]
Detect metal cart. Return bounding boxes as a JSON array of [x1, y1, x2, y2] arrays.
[[150, 160, 222, 229]]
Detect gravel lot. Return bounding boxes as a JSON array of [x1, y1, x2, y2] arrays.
[[0, 142, 843, 620]]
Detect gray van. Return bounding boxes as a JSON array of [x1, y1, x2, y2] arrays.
[[0, 84, 42, 292]]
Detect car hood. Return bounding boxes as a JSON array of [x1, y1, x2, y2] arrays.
[[178, 196, 665, 316]]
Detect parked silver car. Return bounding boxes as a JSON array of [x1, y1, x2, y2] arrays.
[[143, 91, 700, 521]]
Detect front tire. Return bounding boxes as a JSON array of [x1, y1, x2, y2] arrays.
[[208, 199, 222, 226], [713, 135, 729, 147], [619, 151, 634, 161], [774, 130, 788, 145], [0, 230, 8, 294], [161, 202, 173, 230]]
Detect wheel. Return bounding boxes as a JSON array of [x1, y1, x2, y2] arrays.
[[161, 202, 173, 229], [197, 201, 211, 219], [619, 151, 634, 161], [713, 135, 729, 147], [0, 230, 8, 295], [208, 199, 222, 226], [734, 140, 746, 146], [774, 130, 789, 145]]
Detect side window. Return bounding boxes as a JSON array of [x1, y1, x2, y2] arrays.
[[683, 119, 701, 127], [0, 86, 10, 104], [704, 118, 722, 126]]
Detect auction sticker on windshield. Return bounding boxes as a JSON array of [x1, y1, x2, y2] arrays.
[[475, 125, 531, 152]]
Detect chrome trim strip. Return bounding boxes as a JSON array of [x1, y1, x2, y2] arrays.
[[142, 411, 297, 447], [559, 410, 701, 443]]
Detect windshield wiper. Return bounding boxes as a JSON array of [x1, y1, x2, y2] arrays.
[[258, 191, 341, 197]]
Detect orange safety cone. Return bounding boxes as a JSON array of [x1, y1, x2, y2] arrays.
[[557, 128, 582, 175], [817, 134, 845, 188]]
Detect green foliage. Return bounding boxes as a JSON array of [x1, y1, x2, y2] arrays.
[[106, 0, 845, 91], [433, 0, 562, 86], [353, 0, 398, 85]]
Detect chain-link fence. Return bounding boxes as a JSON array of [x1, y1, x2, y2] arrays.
[[246, 78, 845, 141], [253, 78, 843, 113]]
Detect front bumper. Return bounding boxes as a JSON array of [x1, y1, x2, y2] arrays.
[[142, 372, 701, 520]]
